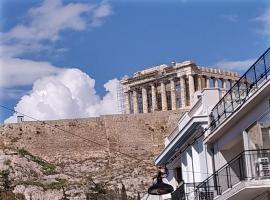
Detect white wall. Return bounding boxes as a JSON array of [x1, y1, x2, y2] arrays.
[[201, 89, 222, 115], [156, 88, 223, 199], [166, 127, 212, 185], [213, 97, 270, 170]]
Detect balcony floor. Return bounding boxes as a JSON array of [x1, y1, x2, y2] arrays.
[[215, 179, 270, 200]]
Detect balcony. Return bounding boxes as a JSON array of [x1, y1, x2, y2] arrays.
[[209, 48, 270, 135], [195, 149, 270, 200]]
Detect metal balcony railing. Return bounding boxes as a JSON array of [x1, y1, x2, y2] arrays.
[[171, 183, 186, 200], [172, 182, 200, 200], [209, 48, 270, 133], [195, 149, 270, 200]]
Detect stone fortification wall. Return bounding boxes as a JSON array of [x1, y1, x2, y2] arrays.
[[0, 110, 184, 198]]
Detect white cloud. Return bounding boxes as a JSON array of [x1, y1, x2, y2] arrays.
[[0, 0, 113, 98], [1, 0, 117, 121], [99, 78, 120, 114], [4, 69, 120, 123], [0, 0, 112, 57], [214, 58, 256, 71], [255, 8, 270, 35], [93, 2, 112, 19], [92, 2, 113, 26], [0, 58, 63, 88]]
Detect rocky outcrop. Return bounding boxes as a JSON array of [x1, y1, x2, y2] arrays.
[[0, 148, 140, 200]]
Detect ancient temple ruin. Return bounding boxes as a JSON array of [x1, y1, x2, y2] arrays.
[[120, 60, 239, 114]]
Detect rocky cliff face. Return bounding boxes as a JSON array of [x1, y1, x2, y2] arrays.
[[0, 111, 184, 199], [0, 148, 137, 200]]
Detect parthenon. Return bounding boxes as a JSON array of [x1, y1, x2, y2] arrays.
[[120, 60, 240, 114]]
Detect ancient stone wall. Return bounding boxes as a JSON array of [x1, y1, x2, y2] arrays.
[[0, 110, 185, 198]]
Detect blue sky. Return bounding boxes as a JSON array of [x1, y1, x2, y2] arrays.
[[0, 0, 269, 122]]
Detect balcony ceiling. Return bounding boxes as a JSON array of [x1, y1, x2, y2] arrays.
[[216, 179, 270, 200]]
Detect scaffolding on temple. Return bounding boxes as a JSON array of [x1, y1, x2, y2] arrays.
[[116, 81, 125, 114]]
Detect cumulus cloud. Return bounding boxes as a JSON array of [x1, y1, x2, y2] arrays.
[[4, 69, 120, 123], [0, 0, 113, 99], [215, 58, 256, 72], [0, 0, 112, 57], [0, 58, 62, 88], [255, 8, 270, 35], [1, 0, 118, 121]]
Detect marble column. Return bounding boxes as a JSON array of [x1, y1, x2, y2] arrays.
[[161, 81, 168, 111], [180, 76, 186, 108], [213, 78, 219, 88], [142, 86, 148, 113], [170, 78, 177, 110], [229, 79, 235, 88], [205, 76, 211, 88], [124, 91, 131, 114], [222, 79, 227, 90], [133, 90, 139, 114], [197, 75, 202, 91], [188, 74, 195, 105], [201, 76, 206, 89], [151, 83, 158, 112]]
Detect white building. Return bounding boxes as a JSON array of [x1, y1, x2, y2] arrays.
[[153, 48, 270, 200], [154, 88, 223, 200]]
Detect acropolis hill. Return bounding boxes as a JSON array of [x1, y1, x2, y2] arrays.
[[0, 61, 239, 199], [0, 111, 183, 199]]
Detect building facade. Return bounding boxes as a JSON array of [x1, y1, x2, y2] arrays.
[[153, 48, 270, 200], [153, 88, 222, 200], [120, 61, 239, 114]]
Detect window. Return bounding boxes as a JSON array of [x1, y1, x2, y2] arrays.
[[247, 111, 270, 150], [174, 167, 183, 184]]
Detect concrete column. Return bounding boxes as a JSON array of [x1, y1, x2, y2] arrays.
[[186, 148, 194, 184], [197, 75, 202, 91], [242, 131, 252, 179], [124, 91, 131, 114], [151, 83, 157, 112], [222, 79, 227, 90], [181, 153, 188, 183], [192, 143, 201, 182], [188, 74, 195, 105], [205, 76, 211, 88], [180, 76, 186, 108], [133, 90, 139, 114], [142, 86, 148, 113], [161, 81, 168, 111], [213, 77, 219, 88], [170, 79, 177, 110]]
